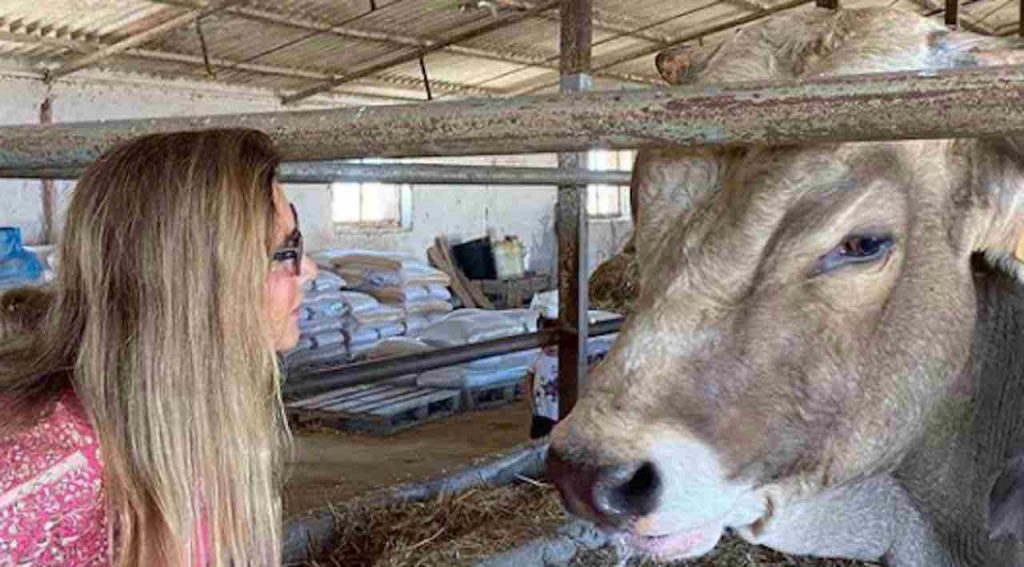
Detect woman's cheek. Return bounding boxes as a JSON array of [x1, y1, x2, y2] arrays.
[[263, 272, 298, 348]]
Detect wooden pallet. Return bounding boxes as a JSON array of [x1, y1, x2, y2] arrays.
[[287, 382, 461, 435], [462, 378, 526, 411]]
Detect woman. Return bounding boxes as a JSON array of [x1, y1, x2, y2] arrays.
[[0, 129, 315, 566]]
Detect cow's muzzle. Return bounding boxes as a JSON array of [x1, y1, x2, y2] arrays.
[[547, 447, 663, 528]]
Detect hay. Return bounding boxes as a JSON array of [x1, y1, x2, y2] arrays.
[[589, 244, 639, 316], [310, 482, 566, 567], [308, 482, 880, 567]]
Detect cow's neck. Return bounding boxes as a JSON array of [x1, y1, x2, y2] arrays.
[[892, 258, 1024, 566]]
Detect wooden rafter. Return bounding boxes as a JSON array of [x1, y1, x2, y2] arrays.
[[45, 0, 248, 80], [280, 0, 560, 105], [0, 28, 499, 100], [148, 0, 659, 86]]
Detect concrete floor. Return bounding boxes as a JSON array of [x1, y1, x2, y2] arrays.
[[282, 399, 533, 518]]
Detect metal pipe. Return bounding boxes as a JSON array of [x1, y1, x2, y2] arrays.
[[556, 0, 592, 420], [7, 65, 1024, 169], [946, 0, 959, 27], [0, 162, 633, 186], [281, 318, 623, 400]]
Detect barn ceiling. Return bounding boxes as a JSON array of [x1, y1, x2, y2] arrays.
[[0, 0, 1019, 105]]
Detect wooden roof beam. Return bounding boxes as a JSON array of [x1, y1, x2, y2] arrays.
[[149, 0, 658, 85], [279, 0, 559, 105], [45, 0, 249, 80], [0, 28, 493, 101]]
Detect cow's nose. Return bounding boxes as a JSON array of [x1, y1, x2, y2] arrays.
[[547, 447, 662, 527]]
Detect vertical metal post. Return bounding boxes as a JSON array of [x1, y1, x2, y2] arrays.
[[946, 0, 959, 27], [557, 0, 592, 420], [39, 96, 56, 245]]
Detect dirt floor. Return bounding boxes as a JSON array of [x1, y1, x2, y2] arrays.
[[283, 399, 534, 518]]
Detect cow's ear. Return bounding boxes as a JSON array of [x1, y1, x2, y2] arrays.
[[962, 138, 1024, 265], [656, 44, 719, 85], [989, 454, 1024, 540], [632, 148, 724, 273]]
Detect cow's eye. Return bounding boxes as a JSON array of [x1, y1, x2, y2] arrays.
[[818, 235, 894, 273]]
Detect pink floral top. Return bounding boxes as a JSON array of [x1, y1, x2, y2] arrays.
[[0, 391, 210, 567], [0, 390, 108, 566]]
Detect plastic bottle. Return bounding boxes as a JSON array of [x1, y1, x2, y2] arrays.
[[493, 236, 525, 279]]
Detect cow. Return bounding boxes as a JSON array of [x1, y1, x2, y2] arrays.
[[547, 7, 1024, 567], [0, 287, 51, 342]]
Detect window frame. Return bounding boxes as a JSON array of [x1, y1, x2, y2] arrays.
[[330, 160, 414, 233], [586, 149, 634, 221]]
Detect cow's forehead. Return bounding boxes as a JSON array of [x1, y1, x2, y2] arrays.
[[707, 143, 919, 230]]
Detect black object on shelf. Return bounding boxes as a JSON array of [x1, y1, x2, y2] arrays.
[[451, 237, 497, 280]]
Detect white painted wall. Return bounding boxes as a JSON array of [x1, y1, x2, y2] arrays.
[[0, 64, 632, 277]]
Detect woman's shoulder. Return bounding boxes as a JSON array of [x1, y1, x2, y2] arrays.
[[0, 389, 108, 565]]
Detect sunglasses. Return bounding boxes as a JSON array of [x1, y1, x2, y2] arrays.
[[271, 203, 304, 277]]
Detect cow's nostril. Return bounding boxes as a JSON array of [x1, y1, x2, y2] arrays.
[[593, 461, 662, 523]]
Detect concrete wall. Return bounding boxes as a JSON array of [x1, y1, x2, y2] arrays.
[[0, 65, 632, 276]]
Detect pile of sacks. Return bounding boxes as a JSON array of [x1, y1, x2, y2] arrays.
[[360, 303, 626, 391], [410, 309, 541, 389], [339, 290, 406, 359], [314, 250, 455, 341], [285, 271, 350, 370]]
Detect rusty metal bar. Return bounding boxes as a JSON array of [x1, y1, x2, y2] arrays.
[[46, 0, 248, 80], [7, 65, 1024, 168], [556, 0, 592, 420], [281, 318, 623, 399], [280, 0, 559, 104], [0, 162, 633, 186], [38, 97, 56, 245], [946, 0, 960, 27]]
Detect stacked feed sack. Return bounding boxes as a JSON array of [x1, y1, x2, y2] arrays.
[[372, 283, 454, 336], [529, 290, 623, 364], [414, 309, 541, 390], [340, 290, 406, 360], [284, 271, 350, 371], [313, 250, 454, 337]]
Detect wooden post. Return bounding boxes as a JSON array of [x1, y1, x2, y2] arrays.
[[557, 0, 592, 420]]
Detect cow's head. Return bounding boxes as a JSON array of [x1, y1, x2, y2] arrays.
[[549, 7, 1024, 561]]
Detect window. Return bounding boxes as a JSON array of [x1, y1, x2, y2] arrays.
[[587, 150, 635, 219], [331, 159, 412, 230]]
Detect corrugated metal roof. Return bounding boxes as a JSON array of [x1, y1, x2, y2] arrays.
[[0, 0, 1018, 105]]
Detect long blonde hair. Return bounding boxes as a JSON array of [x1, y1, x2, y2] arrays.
[[0, 129, 290, 566]]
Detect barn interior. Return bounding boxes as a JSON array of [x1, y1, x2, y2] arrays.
[[0, 0, 1020, 565]]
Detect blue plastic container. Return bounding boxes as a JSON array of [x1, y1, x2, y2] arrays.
[[0, 227, 44, 290]]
